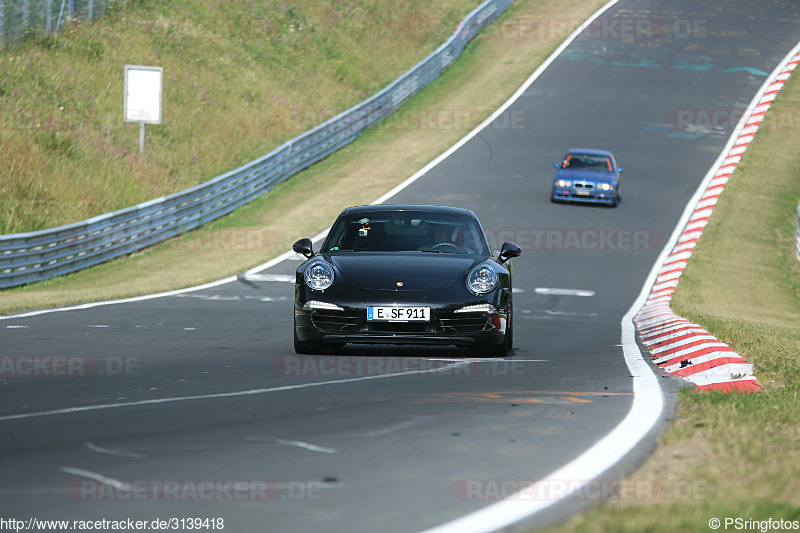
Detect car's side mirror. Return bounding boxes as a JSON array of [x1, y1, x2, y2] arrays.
[[553, 162, 560, 168], [617, 166, 624, 173], [498, 242, 522, 264], [293, 238, 315, 259]]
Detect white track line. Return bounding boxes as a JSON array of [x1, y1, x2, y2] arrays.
[[0, 276, 237, 320], [0, 362, 471, 422]]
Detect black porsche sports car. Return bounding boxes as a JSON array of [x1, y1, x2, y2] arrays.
[[292, 205, 521, 356]]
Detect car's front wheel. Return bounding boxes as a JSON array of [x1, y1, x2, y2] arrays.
[[293, 333, 324, 355], [293, 318, 325, 355], [493, 309, 513, 357], [474, 309, 513, 358], [611, 185, 621, 207]]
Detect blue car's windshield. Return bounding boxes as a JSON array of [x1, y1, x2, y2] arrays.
[[562, 153, 613, 171], [323, 210, 490, 255]]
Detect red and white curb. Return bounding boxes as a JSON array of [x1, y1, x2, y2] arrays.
[[633, 49, 800, 393]]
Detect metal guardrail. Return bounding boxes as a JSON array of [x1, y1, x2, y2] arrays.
[[0, 0, 513, 289], [0, 0, 108, 46]]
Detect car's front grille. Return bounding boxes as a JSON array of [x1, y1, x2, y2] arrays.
[[574, 182, 594, 190], [311, 309, 495, 336], [368, 322, 430, 333], [311, 310, 361, 332], [439, 313, 492, 334]]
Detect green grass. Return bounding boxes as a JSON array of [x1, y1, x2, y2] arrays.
[[544, 49, 800, 533], [0, 0, 477, 234]]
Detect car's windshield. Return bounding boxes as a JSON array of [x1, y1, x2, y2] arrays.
[[323, 210, 490, 255], [562, 153, 613, 172]]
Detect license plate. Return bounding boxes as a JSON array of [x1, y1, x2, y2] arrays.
[[576, 190, 591, 196], [367, 306, 430, 322]]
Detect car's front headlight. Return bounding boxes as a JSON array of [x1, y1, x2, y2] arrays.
[[467, 265, 499, 295], [556, 179, 572, 187], [599, 183, 614, 191], [304, 261, 335, 291]]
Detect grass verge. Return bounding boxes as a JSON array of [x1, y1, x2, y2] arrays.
[[0, 0, 477, 233], [543, 49, 800, 532], [1, 0, 608, 314]]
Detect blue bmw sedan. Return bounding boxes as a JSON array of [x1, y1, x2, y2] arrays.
[[551, 148, 623, 207]]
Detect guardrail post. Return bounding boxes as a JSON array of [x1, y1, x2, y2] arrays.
[[0, 0, 5, 45], [22, 0, 30, 32], [46, 0, 53, 34]]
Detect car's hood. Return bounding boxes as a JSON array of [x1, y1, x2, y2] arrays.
[[556, 169, 615, 183], [326, 252, 483, 291]]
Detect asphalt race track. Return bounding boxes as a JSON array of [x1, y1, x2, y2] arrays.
[[3, 1, 800, 532]]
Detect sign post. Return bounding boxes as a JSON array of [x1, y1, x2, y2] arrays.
[[123, 65, 163, 153]]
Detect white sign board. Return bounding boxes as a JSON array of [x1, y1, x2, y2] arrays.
[[124, 65, 163, 124]]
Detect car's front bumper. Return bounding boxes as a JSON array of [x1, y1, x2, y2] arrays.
[[294, 302, 508, 348], [552, 187, 616, 204]]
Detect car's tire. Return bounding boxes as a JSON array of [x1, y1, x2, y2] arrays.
[[293, 321, 325, 355], [491, 307, 513, 358], [612, 185, 621, 207], [474, 308, 513, 358]]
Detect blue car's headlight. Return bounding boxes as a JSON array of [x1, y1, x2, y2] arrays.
[[556, 179, 572, 187], [467, 265, 499, 295], [599, 183, 614, 191], [304, 261, 335, 291]]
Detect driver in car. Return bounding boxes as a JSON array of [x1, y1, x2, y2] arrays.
[[422, 224, 459, 251]]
